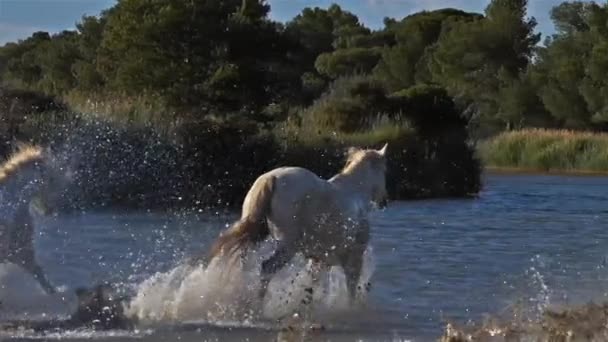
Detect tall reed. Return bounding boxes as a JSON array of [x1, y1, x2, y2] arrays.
[[481, 129, 608, 172]]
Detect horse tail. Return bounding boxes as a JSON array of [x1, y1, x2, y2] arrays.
[[208, 175, 276, 260]]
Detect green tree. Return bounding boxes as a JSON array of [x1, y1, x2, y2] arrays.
[[550, 1, 596, 35], [36, 31, 81, 95], [527, 2, 608, 128], [429, 0, 540, 132], [285, 4, 384, 99], [314, 47, 382, 79], [97, 0, 286, 115], [0, 32, 50, 88], [72, 13, 109, 91], [304, 75, 390, 133], [374, 9, 482, 91]]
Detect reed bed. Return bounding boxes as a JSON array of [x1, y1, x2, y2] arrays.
[[480, 128, 608, 172]]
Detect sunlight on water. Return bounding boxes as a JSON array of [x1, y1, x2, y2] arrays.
[[125, 244, 376, 326]]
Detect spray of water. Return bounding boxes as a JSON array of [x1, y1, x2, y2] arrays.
[[125, 244, 376, 327], [522, 255, 552, 322]]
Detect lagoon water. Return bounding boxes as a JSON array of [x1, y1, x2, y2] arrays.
[[5, 173, 608, 341]]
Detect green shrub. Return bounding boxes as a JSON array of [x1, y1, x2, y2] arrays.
[[303, 75, 391, 133]]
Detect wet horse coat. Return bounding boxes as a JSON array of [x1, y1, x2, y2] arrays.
[[207, 144, 389, 300]]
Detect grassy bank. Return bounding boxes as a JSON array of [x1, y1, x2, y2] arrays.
[[480, 129, 608, 173]]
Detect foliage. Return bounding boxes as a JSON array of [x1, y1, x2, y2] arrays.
[[4, 0, 608, 135], [0, 89, 481, 209], [481, 128, 608, 172], [428, 0, 541, 134], [374, 9, 482, 91], [9, 0, 594, 204], [302, 75, 390, 133]]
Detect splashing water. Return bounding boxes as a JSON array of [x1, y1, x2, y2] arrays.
[[523, 255, 552, 321], [125, 244, 376, 327]]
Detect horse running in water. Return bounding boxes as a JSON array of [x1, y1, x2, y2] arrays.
[[206, 144, 389, 301], [0, 144, 72, 294], [0, 144, 135, 330]]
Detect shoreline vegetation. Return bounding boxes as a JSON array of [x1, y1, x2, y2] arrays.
[[0, 87, 481, 211], [3, 0, 608, 209], [485, 166, 608, 177], [481, 129, 608, 175]]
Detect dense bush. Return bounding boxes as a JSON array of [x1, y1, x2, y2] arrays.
[[303, 75, 391, 133]]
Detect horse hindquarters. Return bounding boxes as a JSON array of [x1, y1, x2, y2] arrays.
[[208, 175, 276, 261]]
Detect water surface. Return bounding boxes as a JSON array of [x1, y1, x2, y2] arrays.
[[11, 174, 608, 341]]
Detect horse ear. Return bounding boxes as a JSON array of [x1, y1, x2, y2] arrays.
[[344, 146, 358, 157], [378, 143, 388, 156]]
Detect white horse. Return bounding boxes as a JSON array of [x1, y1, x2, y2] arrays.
[[0, 144, 135, 329], [205, 143, 389, 301], [0, 143, 72, 295]]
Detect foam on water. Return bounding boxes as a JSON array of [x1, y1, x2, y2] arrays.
[[125, 244, 376, 326]]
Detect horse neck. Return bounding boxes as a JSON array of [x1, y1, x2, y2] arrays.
[[329, 165, 374, 202]]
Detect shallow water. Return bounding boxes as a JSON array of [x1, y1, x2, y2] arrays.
[[7, 173, 608, 341]]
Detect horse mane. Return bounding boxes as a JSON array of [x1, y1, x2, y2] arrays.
[[0, 144, 44, 185], [340, 147, 384, 175]]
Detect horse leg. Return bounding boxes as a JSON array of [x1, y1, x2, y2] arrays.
[[301, 258, 323, 306], [31, 262, 55, 294], [342, 221, 370, 303], [343, 247, 365, 303], [259, 241, 296, 299]]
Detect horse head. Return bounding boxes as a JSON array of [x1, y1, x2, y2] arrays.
[[343, 143, 389, 209], [19, 145, 74, 215], [370, 143, 389, 209]]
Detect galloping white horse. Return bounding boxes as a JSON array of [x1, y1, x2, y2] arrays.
[[207, 143, 389, 301], [0, 144, 72, 295]]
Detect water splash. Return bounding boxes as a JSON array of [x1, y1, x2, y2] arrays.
[[125, 244, 376, 327], [524, 255, 552, 321]]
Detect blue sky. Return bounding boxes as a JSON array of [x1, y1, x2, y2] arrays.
[[0, 0, 563, 45]]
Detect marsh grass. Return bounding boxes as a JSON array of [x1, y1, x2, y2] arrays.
[[274, 119, 414, 149], [481, 129, 608, 172]]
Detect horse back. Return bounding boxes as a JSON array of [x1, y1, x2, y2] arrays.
[[254, 167, 330, 231], [265, 166, 329, 200]]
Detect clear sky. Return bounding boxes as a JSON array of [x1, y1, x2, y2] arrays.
[[0, 0, 563, 45]]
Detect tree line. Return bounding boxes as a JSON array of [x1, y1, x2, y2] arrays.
[[10, 0, 602, 207], [2, 0, 598, 138]]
